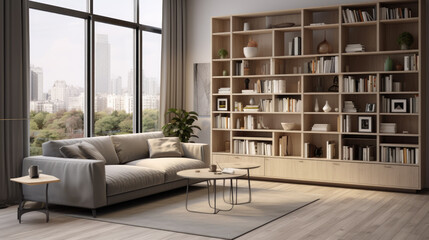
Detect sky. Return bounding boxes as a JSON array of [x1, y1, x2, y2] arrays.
[[29, 0, 162, 93]]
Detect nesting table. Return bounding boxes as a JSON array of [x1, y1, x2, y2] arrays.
[[177, 168, 245, 214], [10, 174, 60, 223]]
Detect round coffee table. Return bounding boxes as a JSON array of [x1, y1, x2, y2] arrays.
[[219, 162, 260, 205], [177, 168, 245, 214]]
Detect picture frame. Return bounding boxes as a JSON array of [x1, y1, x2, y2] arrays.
[[391, 99, 407, 113], [365, 103, 376, 113], [358, 116, 372, 133], [217, 98, 228, 111]]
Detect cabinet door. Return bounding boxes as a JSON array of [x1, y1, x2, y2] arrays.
[[265, 158, 320, 181], [373, 165, 420, 189]]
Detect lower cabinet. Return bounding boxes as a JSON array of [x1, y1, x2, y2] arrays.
[[212, 154, 420, 190]]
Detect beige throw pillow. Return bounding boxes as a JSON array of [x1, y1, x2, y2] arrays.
[[79, 142, 106, 161], [59, 143, 87, 159], [147, 137, 184, 158]]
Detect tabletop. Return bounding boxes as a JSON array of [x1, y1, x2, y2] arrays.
[[10, 174, 60, 186], [177, 168, 245, 180], [218, 162, 261, 170]]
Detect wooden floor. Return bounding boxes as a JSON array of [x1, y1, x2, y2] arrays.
[[1, 181, 429, 240]]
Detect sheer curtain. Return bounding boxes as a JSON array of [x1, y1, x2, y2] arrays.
[[160, 0, 186, 125], [0, 0, 29, 206]]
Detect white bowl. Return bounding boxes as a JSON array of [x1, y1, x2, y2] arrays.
[[281, 122, 297, 131], [243, 47, 258, 58]]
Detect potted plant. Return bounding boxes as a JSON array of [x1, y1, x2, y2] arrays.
[[397, 32, 414, 50], [162, 108, 201, 143], [218, 48, 228, 59]]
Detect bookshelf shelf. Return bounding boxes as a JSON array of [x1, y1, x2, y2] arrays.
[[211, 0, 425, 190]]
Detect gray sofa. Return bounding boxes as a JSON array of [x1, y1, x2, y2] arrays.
[[22, 132, 209, 216]]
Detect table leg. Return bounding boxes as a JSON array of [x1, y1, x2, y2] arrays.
[[45, 183, 49, 222]]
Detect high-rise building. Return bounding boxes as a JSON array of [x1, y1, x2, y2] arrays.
[[109, 76, 122, 95], [127, 69, 133, 95], [50, 80, 69, 110], [95, 34, 111, 94], [30, 70, 39, 101]]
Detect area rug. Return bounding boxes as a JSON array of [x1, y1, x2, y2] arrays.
[[62, 185, 319, 239]]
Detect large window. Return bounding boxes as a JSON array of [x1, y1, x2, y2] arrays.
[[29, 10, 85, 155], [29, 0, 162, 155]]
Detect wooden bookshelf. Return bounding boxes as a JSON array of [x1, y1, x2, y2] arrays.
[[211, 0, 425, 190]]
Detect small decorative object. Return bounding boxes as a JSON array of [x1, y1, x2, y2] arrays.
[[243, 38, 258, 58], [391, 99, 407, 113], [162, 108, 201, 143], [323, 100, 331, 112], [218, 48, 228, 59], [209, 164, 217, 172], [358, 116, 372, 133], [393, 82, 402, 92], [314, 147, 323, 157], [365, 103, 376, 112], [217, 98, 228, 111], [328, 76, 339, 92], [314, 98, 320, 112], [317, 31, 332, 54], [258, 116, 268, 129], [243, 22, 250, 31], [222, 70, 228, 76], [384, 57, 393, 71], [244, 78, 250, 89], [395, 63, 404, 71], [397, 32, 414, 50], [281, 122, 297, 131], [249, 97, 255, 105], [28, 165, 40, 178], [334, 108, 339, 112]]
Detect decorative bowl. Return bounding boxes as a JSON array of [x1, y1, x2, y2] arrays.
[[243, 47, 258, 58], [281, 122, 297, 131]]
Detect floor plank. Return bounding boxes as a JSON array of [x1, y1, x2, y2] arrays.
[[0, 181, 428, 240]]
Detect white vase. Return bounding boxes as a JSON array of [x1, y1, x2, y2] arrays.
[[323, 100, 331, 112], [314, 98, 319, 112]]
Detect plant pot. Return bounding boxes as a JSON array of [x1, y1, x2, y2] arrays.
[[400, 43, 409, 50]]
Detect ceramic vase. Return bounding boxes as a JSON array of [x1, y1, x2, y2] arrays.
[[384, 57, 393, 71], [323, 100, 331, 112], [314, 98, 320, 112]]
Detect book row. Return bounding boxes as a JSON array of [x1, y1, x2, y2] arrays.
[[233, 139, 273, 156], [342, 145, 375, 161], [342, 8, 376, 23], [380, 146, 418, 164], [380, 96, 419, 113], [303, 56, 339, 74], [343, 75, 377, 93]]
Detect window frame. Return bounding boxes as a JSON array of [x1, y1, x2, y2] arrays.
[[28, 0, 162, 137]]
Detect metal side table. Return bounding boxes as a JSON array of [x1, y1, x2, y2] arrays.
[[11, 174, 60, 223], [220, 163, 260, 205]]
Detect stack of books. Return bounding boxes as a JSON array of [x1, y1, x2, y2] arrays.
[[241, 89, 255, 94], [343, 101, 357, 112], [254, 79, 287, 93], [381, 146, 418, 164], [243, 115, 256, 129], [304, 56, 339, 74], [277, 97, 302, 112], [342, 115, 352, 132], [243, 105, 259, 112], [278, 135, 290, 156], [234, 101, 244, 112], [345, 44, 365, 53], [233, 140, 272, 156], [214, 115, 231, 129], [259, 99, 274, 112], [342, 145, 375, 161], [286, 36, 301, 56], [381, 7, 412, 20], [342, 8, 376, 23], [380, 123, 397, 133], [404, 54, 418, 71], [343, 75, 376, 92], [218, 87, 231, 94], [311, 124, 331, 132], [326, 141, 336, 159]]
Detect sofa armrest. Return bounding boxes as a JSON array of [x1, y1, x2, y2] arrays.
[[181, 143, 210, 167], [21, 156, 107, 209]]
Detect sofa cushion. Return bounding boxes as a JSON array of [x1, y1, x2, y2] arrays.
[[148, 137, 184, 158], [79, 142, 106, 161], [126, 157, 206, 182], [59, 143, 87, 159], [105, 165, 165, 196], [110, 132, 164, 163], [42, 136, 119, 165]]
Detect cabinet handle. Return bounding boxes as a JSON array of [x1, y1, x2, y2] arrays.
[[384, 166, 392, 168], [299, 161, 304, 163], [333, 163, 340, 166]]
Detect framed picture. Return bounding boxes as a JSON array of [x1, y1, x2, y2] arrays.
[[365, 103, 375, 112], [217, 98, 228, 111], [391, 99, 407, 113], [358, 116, 372, 133]]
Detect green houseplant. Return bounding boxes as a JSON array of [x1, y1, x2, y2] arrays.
[[397, 32, 414, 50], [162, 108, 201, 143], [218, 48, 228, 59]]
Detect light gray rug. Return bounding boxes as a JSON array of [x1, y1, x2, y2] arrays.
[[63, 185, 319, 239]]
